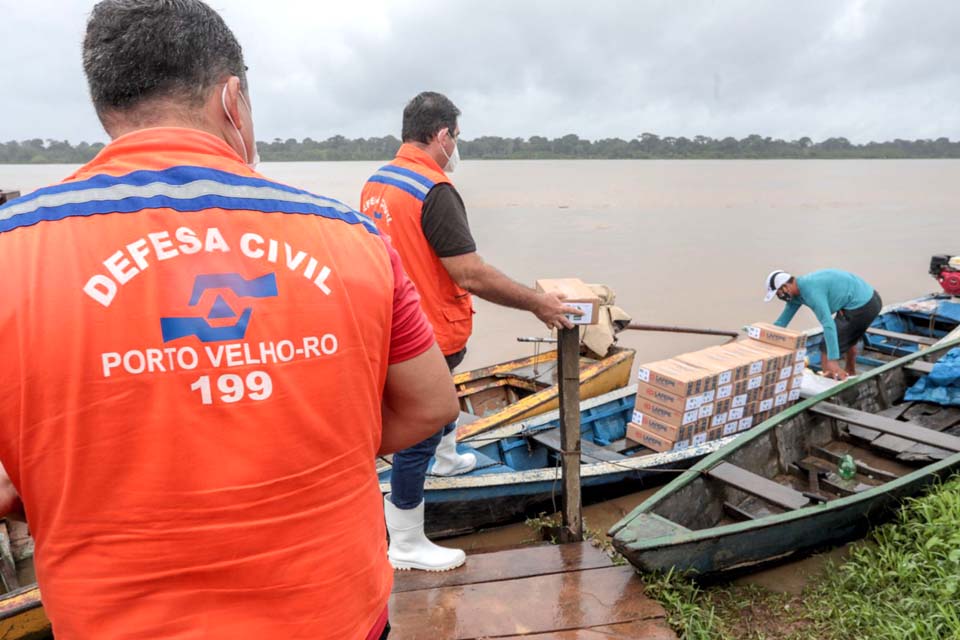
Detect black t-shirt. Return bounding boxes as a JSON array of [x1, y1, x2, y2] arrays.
[[420, 184, 477, 258]]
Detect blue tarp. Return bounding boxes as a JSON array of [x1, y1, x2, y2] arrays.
[[905, 348, 960, 406]]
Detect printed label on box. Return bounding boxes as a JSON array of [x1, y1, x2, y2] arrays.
[[748, 375, 762, 390], [632, 410, 644, 424], [691, 433, 707, 447], [728, 406, 745, 420], [698, 404, 714, 418], [683, 409, 700, 425], [718, 371, 733, 385], [674, 439, 690, 451], [732, 393, 747, 408], [565, 302, 595, 325], [717, 384, 733, 399], [711, 412, 728, 427], [789, 389, 801, 401], [775, 392, 789, 407], [738, 416, 754, 431], [637, 368, 650, 383], [749, 361, 763, 376], [685, 396, 703, 411], [747, 326, 761, 340], [779, 366, 792, 380], [775, 380, 788, 394], [759, 398, 774, 412], [723, 422, 738, 436], [793, 362, 805, 376], [700, 389, 716, 404]]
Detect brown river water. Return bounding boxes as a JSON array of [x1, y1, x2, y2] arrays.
[[2, 159, 955, 591]]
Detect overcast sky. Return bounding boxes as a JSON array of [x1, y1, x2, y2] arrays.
[[1, 0, 957, 144]]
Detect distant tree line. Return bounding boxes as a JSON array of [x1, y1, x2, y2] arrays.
[[3, 133, 960, 163]]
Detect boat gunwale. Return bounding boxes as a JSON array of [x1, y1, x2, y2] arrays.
[[609, 336, 960, 548]]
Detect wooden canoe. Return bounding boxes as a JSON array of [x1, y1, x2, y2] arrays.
[[609, 338, 960, 577], [453, 346, 636, 440]]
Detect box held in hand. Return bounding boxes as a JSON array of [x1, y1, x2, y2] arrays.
[[534, 278, 600, 325]]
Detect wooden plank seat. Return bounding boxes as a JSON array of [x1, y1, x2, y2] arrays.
[[906, 361, 935, 375], [867, 327, 938, 346], [812, 403, 960, 453], [705, 461, 811, 510], [528, 429, 629, 463]]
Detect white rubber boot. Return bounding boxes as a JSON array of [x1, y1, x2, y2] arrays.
[[430, 429, 477, 476], [384, 496, 466, 572]]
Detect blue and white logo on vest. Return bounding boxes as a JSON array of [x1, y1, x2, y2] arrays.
[[160, 273, 278, 343]]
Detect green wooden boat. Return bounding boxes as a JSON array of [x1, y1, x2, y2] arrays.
[[609, 338, 960, 577]]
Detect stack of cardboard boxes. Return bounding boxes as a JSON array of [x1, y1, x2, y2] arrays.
[[626, 322, 807, 453]]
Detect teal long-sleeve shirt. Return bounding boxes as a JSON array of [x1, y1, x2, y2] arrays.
[[774, 269, 874, 360]]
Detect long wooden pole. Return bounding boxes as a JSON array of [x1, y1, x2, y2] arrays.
[[625, 323, 739, 340], [557, 326, 583, 543]]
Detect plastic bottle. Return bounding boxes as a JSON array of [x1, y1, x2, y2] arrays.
[[838, 454, 857, 480]]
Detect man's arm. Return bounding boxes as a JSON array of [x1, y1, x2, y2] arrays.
[[773, 300, 802, 327], [440, 252, 580, 330], [381, 344, 460, 455], [0, 462, 22, 519]]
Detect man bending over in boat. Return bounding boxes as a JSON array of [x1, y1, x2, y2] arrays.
[[765, 269, 882, 381], [0, 1, 460, 638], [361, 92, 582, 571]]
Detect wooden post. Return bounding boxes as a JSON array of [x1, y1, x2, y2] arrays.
[[557, 326, 583, 543]]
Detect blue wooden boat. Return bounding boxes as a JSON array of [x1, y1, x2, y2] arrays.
[[804, 293, 960, 369], [609, 338, 960, 577]]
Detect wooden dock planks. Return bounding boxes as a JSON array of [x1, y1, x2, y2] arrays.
[[389, 542, 674, 639]]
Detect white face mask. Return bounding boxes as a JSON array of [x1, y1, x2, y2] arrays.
[[221, 84, 260, 170], [438, 128, 459, 173]]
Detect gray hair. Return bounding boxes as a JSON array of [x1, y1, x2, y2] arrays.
[[83, 0, 247, 119]]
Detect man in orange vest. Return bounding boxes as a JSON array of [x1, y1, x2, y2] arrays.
[[0, 1, 459, 638], [361, 92, 581, 571]]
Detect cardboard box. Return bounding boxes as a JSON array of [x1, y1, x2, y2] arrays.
[[535, 278, 600, 325], [626, 422, 689, 453], [630, 411, 696, 441], [632, 398, 700, 427], [637, 358, 719, 395], [731, 388, 762, 408], [741, 340, 797, 370], [707, 426, 723, 441], [737, 416, 755, 431], [635, 381, 702, 413], [720, 342, 767, 377], [747, 322, 807, 350], [677, 348, 738, 384]]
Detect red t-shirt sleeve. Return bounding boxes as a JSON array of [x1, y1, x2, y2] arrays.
[[381, 234, 436, 364]]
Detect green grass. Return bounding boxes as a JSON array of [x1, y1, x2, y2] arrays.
[[810, 476, 960, 639]]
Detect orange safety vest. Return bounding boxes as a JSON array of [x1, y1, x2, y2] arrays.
[[360, 144, 473, 355], [0, 128, 394, 639]]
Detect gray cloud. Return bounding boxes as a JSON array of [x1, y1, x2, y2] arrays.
[[1, 0, 957, 144]]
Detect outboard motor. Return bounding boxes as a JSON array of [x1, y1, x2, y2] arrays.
[[930, 255, 960, 296]]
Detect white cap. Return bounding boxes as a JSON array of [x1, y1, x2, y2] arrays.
[[764, 270, 792, 302]]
